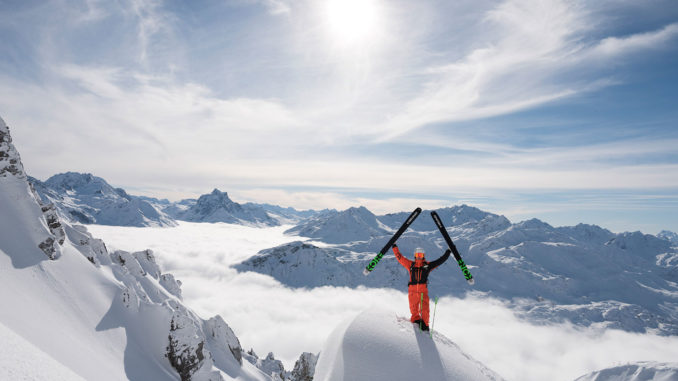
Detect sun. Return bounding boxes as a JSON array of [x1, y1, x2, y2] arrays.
[[325, 0, 381, 46]]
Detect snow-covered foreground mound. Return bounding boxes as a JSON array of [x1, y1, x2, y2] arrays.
[[573, 361, 678, 381], [313, 309, 504, 381]]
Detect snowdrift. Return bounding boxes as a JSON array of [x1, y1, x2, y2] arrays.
[[313, 309, 504, 381], [573, 361, 678, 381]]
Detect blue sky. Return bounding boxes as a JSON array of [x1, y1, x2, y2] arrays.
[[1, 0, 677, 233]]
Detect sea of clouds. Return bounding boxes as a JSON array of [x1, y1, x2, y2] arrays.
[[87, 222, 678, 381]]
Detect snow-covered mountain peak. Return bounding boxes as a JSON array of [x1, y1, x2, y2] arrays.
[[180, 188, 279, 226], [284, 206, 387, 244], [605, 231, 672, 256], [30, 172, 176, 227], [658, 230, 678, 245], [313, 309, 505, 381], [447, 204, 493, 225], [556, 223, 614, 245], [45, 172, 106, 192], [515, 218, 554, 231]]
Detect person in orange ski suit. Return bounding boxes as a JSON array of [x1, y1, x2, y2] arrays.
[[392, 244, 451, 331]]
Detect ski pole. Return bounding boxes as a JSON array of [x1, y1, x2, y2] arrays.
[[419, 293, 424, 331], [430, 296, 439, 338]]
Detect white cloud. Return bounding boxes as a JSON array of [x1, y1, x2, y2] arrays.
[[592, 22, 678, 57]]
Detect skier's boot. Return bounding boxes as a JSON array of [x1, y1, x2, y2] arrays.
[[413, 319, 424, 330], [421, 322, 430, 332]]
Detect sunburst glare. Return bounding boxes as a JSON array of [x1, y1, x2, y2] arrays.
[[324, 0, 382, 46]]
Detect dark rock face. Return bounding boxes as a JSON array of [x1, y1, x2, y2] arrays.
[[167, 315, 207, 381], [290, 352, 318, 381], [0, 120, 26, 179]]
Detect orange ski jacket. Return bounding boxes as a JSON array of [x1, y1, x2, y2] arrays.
[[392, 245, 451, 287]]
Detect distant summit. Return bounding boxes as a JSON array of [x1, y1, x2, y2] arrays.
[[30, 172, 176, 227], [658, 230, 678, 245], [176, 189, 280, 226], [284, 206, 388, 243]]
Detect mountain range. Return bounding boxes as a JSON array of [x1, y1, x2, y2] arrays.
[[235, 205, 678, 336], [29, 173, 326, 228]]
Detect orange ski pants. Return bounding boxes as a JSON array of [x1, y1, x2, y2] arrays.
[[408, 285, 430, 324]]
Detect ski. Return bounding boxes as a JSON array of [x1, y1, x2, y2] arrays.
[[431, 211, 474, 284], [363, 207, 422, 275]]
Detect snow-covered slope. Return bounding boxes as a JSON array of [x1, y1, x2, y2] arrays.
[[313, 309, 504, 381], [30, 172, 176, 227], [573, 361, 678, 381], [0, 320, 86, 381], [236, 206, 678, 335], [0, 116, 279, 381], [177, 189, 279, 226]]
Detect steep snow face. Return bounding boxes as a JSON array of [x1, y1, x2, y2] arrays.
[[285, 206, 389, 244], [30, 172, 176, 227], [178, 189, 279, 226], [573, 361, 678, 381], [313, 309, 504, 381]]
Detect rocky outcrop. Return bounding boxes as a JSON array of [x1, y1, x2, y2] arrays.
[[0, 119, 26, 179], [289, 352, 318, 381], [166, 301, 220, 381], [242, 349, 319, 381], [244, 350, 286, 380], [64, 224, 110, 266], [204, 315, 243, 366]]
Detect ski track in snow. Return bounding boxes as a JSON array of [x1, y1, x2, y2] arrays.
[[86, 222, 678, 381]]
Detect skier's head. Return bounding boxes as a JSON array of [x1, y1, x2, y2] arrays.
[[414, 247, 425, 259]]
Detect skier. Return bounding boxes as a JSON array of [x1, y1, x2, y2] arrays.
[[392, 244, 451, 331]]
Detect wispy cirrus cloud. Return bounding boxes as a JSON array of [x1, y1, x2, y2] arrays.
[[374, 0, 678, 140]]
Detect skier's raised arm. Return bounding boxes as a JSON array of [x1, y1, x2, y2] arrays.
[[392, 244, 412, 268], [428, 248, 451, 270]]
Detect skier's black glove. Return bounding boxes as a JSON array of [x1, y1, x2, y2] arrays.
[[392, 243, 398, 248]]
